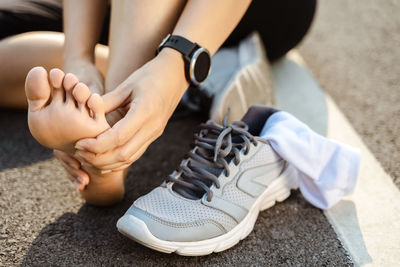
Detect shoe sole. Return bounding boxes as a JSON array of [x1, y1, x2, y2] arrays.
[[209, 32, 274, 123], [116, 164, 298, 256]]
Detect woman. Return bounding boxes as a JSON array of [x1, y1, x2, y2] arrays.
[[0, 0, 316, 205]]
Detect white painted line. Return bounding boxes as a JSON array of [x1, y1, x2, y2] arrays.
[[271, 51, 328, 136], [325, 96, 400, 266], [273, 51, 400, 266]]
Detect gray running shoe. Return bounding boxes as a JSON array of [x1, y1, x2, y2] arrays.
[[117, 106, 297, 256], [184, 32, 274, 123]]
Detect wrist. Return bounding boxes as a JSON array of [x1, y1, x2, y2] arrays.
[[156, 48, 189, 88]]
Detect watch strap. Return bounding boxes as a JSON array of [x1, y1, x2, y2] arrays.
[[157, 34, 211, 85], [157, 34, 198, 60]]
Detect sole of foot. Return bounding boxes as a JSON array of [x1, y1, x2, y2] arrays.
[[25, 66, 110, 154], [25, 66, 126, 206]]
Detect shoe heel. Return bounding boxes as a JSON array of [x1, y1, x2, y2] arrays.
[[259, 164, 298, 211], [276, 189, 292, 202], [260, 187, 292, 211]]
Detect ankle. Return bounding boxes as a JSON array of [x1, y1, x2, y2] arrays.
[[81, 185, 125, 206], [80, 169, 127, 206]]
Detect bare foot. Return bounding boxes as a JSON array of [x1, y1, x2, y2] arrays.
[[25, 66, 109, 154], [63, 59, 123, 127], [25, 66, 126, 205]]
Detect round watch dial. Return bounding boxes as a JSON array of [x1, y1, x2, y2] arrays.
[[190, 48, 211, 85]]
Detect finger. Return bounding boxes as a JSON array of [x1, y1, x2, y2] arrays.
[[116, 126, 162, 163], [56, 152, 91, 186], [100, 138, 153, 170], [75, 149, 116, 169], [75, 100, 149, 154], [54, 150, 81, 169], [73, 154, 104, 174], [64, 172, 76, 183], [60, 162, 90, 191], [60, 161, 89, 184], [102, 85, 132, 114], [99, 162, 129, 172], [75, 125, 154, 168], [60, 162, 80, 182], [97, 162, 132, 173], [110, 163, 132, 172]]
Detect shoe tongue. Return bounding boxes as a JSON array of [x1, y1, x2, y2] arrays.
[[241, 105, 279, 136]]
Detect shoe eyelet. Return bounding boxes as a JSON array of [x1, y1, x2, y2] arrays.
[[205, 193, 213, 202]]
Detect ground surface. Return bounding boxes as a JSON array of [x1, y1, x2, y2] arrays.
[[1, 0, 399, 266], [0, 110, 351, 266], [299, 0, 400, 187]]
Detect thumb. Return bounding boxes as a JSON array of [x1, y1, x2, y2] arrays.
[[102, 86, 133, 114]]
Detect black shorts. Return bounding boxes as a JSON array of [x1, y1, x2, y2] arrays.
[[0, 0, 316, 61]]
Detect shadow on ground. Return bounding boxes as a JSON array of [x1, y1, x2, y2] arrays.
[[0, 109, 352, 266], [21, 192, 352, 266], [0, 108, 53, 171]]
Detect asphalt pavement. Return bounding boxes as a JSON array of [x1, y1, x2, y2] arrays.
[[0, 110, 351, 266], [299, 0, 400, 187], [1, 0, 399, 265]]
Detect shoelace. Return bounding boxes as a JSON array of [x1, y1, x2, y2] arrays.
[[168, 115, 268, 201]]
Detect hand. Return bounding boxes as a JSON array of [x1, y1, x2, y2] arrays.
[[74, 49, 189, 171], [54, 150, 89, 191], [55, 59, 105, 189]]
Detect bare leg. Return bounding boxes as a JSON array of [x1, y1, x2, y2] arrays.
[[72, 0, 188, 204], [0, 30, 121, 204], [25, 67, 127, 205], [0, 31, 108, 108], [105, 0, 186, 90], [15, 0, 187, 205]]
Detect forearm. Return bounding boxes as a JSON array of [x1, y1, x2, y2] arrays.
[[63, 0, 108, 63], [173, 0, 252, 54], [152, 0, 251, 96]]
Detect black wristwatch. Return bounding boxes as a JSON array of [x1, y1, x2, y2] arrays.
[[156, 34, 211, 86]]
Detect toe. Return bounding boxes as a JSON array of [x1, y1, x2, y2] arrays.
[[25, 66, 51, 111], [87, 93, 105, 121], [49, 68, 64, 88], [63, 73, 79, 90], [63, 73, 79, 105], [72, 82, 91, 110], [49, 68, 65, 102]]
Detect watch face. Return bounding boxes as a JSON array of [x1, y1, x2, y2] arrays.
[[191, 48, 211, 85]]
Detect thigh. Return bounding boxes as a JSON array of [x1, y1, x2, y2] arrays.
[[225, 0, 317, 61], [0, 0, 110, 45], [0, 0, 62, 40]]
